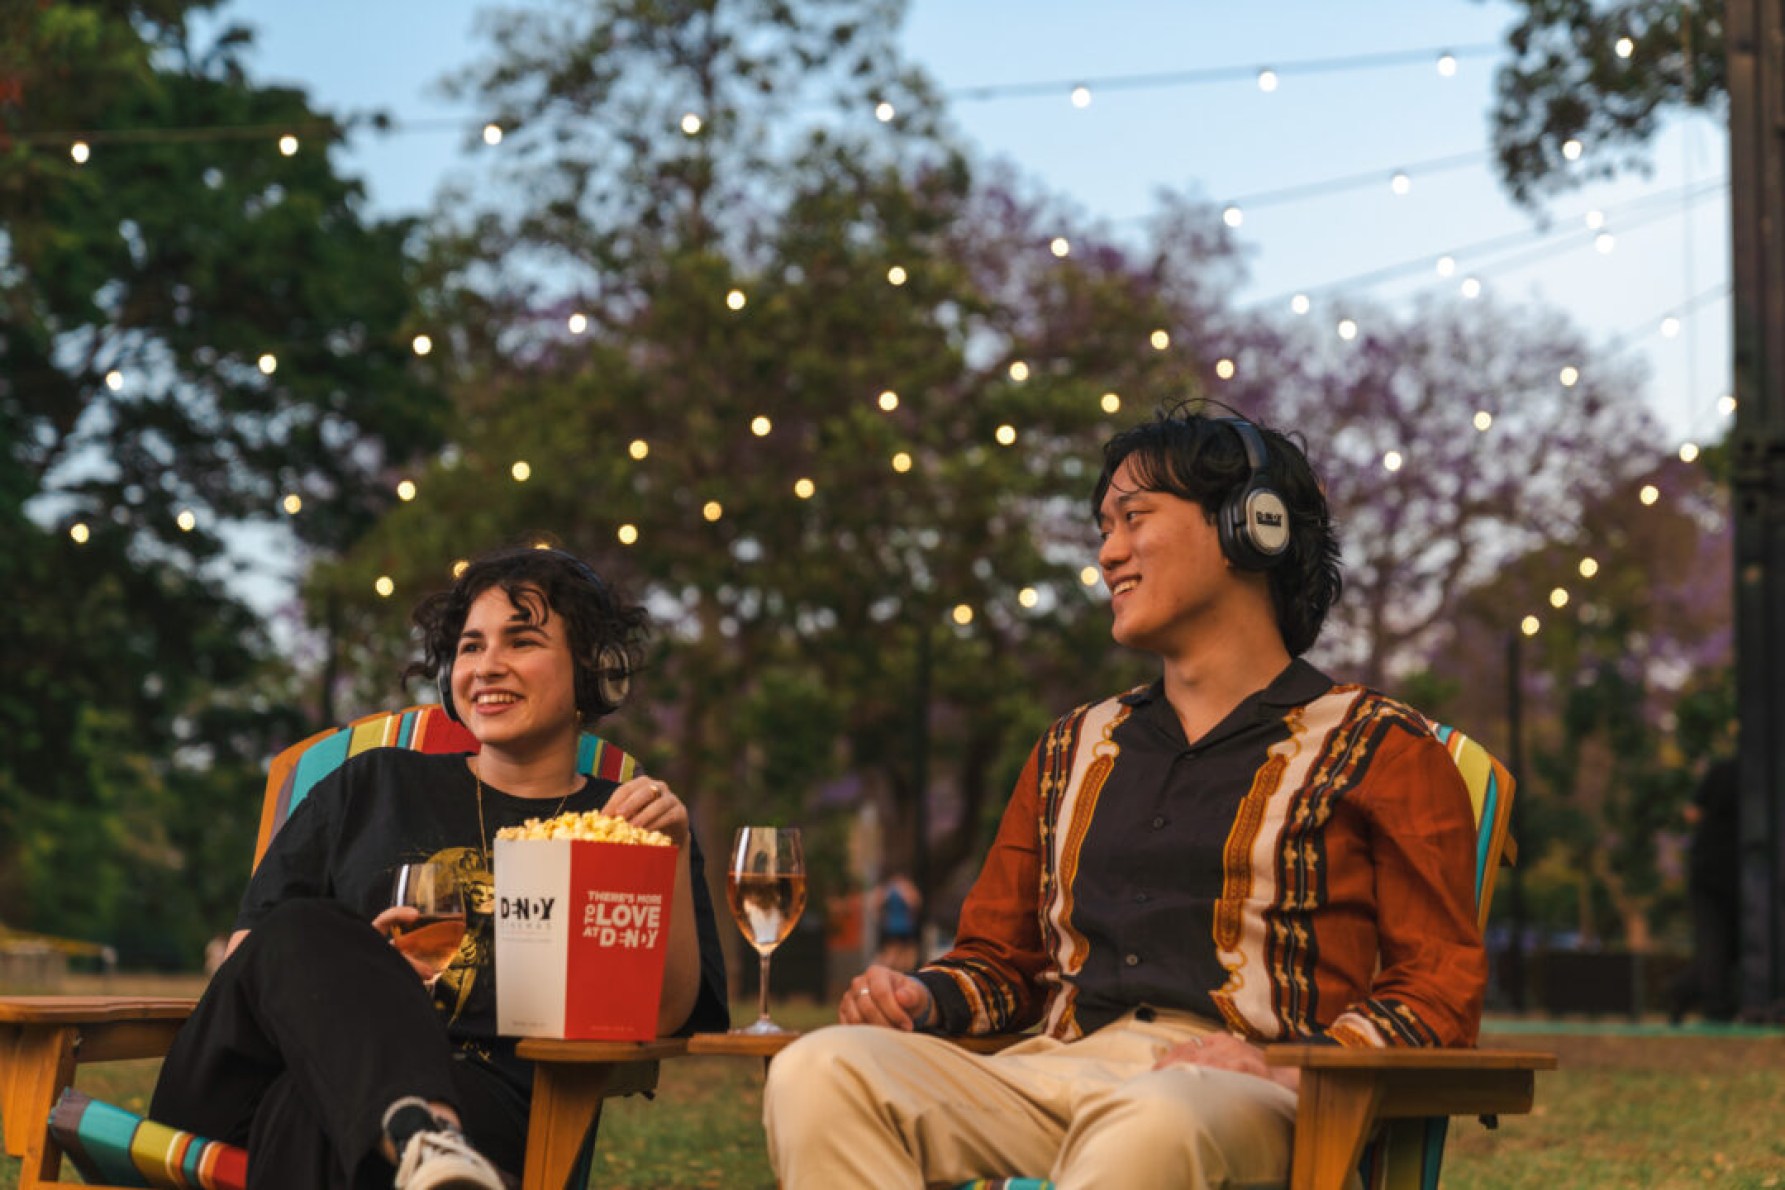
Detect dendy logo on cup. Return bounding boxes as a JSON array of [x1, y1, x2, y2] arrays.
[[499, 895, 557, 927]]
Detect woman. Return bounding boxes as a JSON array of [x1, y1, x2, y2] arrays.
[[151, 546, 729, 1189]]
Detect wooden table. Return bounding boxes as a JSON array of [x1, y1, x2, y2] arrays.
[[1264, 1045, 1558, 1190], [514, 1032, 805, 1190]]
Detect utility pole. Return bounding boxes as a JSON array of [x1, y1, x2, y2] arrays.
[[1725, 0, 1785, 1016]]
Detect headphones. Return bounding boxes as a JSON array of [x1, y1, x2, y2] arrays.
[[437, 550, 633, 723], [1215, 417, 1292, 571]]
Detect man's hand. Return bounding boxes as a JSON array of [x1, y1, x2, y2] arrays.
[[1152, 1032, 1301, 1093], [839, 963, 933, 1031]]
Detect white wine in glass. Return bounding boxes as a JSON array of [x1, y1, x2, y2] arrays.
[[726, 827, 807, 1035], [390, 862, 467, 984]]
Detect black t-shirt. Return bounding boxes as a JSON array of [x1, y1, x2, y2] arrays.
[[240, 749, 730, 1085]]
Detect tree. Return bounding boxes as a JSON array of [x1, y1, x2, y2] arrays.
[[1484, 0, 1725, 204], [317, 0, 1242, 923], [1, 3, 444, 957]]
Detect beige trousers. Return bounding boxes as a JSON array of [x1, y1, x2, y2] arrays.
[[762, 1009, 1301, 1190]]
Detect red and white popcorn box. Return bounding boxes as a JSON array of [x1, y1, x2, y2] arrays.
[[493, 836, 678, 1040]]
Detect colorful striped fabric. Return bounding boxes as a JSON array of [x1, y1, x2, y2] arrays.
[[948, 720, 1515, 1190], [49, 1089, 247, 1190], [255, 704, 642, 866]]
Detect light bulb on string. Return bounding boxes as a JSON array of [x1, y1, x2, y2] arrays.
[[1009, 360, 1030, 381], [1100, 392, 1121, 413], [1050, 237, 1070, 258], [1595, 232, 1616, 254], [1435, 255, 1456, 277], [282, 494, 302, 515], [1214, 358, 1235, 380], [1521, 615, 1541, 637], [375, 576, 395, 598], [891, 451, 913, 474], [1639, 484, 1660, 506], [105, 370, 123, 392], [1719, 394, 1737, 417], [1437, 52, 1458, 76], [681, 113, 702, 136], [875, 101, 896, 123], [1222, 205, 1243, 229], [397, 480, 417, 502], [951, 604, 974, 626], [1070, 85, 1091, 108], [1679, 442, 1700, 462], [628, 439, 649, 460], [726, 289, 747, 311], [511, 461, 531, 482], [1149, 329, 1171, 350], [887, 265, 907, 286], [1615, 37, 1634, 59], [1290, 294, 1310, 315], [702, 501, 724, 522], [1256, 69, 1278, 92], [1660, 316, 1681, 338], [1560, 366, 1580, 387], [751, 415, 772, 437], [411, 334, 433, 356], [1549, 587, 1569, 609], [1562, 138, 1584, 161], [794, 478, 815, 499], [1579, 557, 1599, 578], [482, 124, 503, 146], [1018, 587, 1039, 609], [1079, 565, 1100, 587], [878, 390, 900, 412], [1390, 171, 1411, 196], [1460, 277, 1482, 300], [995, 424, 1017, 446], [617, 524, 639, 545], [69, 522, 90, 544], [71, 141, 90, 164], [568, 313, 588, 334], [176, 509, 196, 532], [1473, 411, 1493, 431], [452, 559, 470, 578], [1337, 319, 1358, 341], [278, 135, 299, 156], [1383, 450, 1403, 472], [258, 353, 278, 375]]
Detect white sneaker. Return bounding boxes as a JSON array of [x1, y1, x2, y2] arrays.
[[393, 1128, 504, 1190]]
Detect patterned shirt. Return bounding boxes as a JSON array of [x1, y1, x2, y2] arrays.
[[916, 660, 1486, 1048]]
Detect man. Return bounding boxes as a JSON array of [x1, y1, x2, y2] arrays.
[[763, 407, 1487, 1189]]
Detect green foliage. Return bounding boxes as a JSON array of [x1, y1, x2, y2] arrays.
[[1486, 1, 1725, 204]]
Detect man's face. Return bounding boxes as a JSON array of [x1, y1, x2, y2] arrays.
[[1095, 457, 1232, 657]]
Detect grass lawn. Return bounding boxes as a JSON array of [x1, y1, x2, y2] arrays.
[[5, 988, 1783, 1189]]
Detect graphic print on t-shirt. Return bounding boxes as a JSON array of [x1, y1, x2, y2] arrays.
[[429, 844, 493, 1025]]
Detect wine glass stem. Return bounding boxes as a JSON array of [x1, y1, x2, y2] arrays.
[[757, 951, 774, 1024]]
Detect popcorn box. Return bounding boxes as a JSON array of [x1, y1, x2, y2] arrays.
[[493, 835, 678, 1040]]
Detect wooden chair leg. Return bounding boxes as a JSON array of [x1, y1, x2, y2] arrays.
[[1290, 1069, 1384, 1190], [4, 1025, 79, 1190]]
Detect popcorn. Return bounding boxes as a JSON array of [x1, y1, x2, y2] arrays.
[[495, 808, 672, 847]]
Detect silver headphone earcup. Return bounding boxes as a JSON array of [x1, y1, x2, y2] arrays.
[[593, 645, 631, 712]]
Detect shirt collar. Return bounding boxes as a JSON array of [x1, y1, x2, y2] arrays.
[[1118, 658, 1335, 748]]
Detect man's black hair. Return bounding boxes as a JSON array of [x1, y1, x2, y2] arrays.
[[1091, 406, 1343, 656]]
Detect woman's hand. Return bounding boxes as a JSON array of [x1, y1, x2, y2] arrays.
[[605, 775, 690, 847], [370, 905, 438, 983], [840, 964, 933, 1031], [1152, 1032, 1301, 1092]]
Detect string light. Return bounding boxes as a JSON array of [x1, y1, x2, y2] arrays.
[[1018, 587, 1040, 608], [396, 480, 417, 501], [105, 370, 123, 391], [1009, 360, 1030, 381], [891, 451, 913, 473], [1079, 565, 1100, 586], [567, 313, 588, 334], [69, 522, 90, 543], [1070, 85, 1091, 108], [452, 559, 470, 578], [1256, 69, 1279, 93], [1214, 358, 1236, 380], [1435, 255, 1456, 277], [878, 390, 900, 411], [1719, 394, 1737, 416], [1290, 294, 1310, 315], [282, 494, 302, 515], [1521, 615, 1541, 636], [1149, 329, 1171, 350], [1595, 232, 1616, 254], [726, 289, 747, 311], [1437, 52, 1458, 76], [176, 509, 196, 532], [1562, 139, 1583, 161], [1050, 236, 1070, 258], [481, 123, 502, 146], [1390, 171, 1411, 196], [375, 575, 395, 598], [1460, 276, 1482, 299], [1579, 557, 1600, 578], [1100, 392, 1121, 413], [875, 101, 896, 123], [751, 415, 772, 436], [794, 478, 815, 499], [1585, 209, 1606, 230], [1382, 450, 1403, 472], [702, 500, 724, 522], [1336, 318, 1358, 340], [1639, 484, 1660, 505], [411, 334, 432, 356], [680, 113, 702, 135], [258, 353, 277, 375], [1660, 316, 1681, 338], [1222, 206, 1244, 228], [510, 461, 531, 482], [1615, 37, 1635, 59], [1473, 411, 1493, 431], [951, 603, 974, 625], [1549, 587, 1569, 608], [617, 524, 639, 545], [278, 134, 299, 156], [70, 141, 90, 164], [628, 439, 649, 460], [1559, 366, 1580, 387], [887, 265, 907, 286], [1679, 442, 1700, 462], [995, 424, 1017, 445]]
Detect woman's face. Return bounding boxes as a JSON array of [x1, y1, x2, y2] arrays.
[[451, 584, 581, 758]]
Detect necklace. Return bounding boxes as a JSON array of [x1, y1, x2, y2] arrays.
[[473, 759, 580, 863]]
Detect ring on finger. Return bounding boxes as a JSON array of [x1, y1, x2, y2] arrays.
[[857, 987, 871, 997]]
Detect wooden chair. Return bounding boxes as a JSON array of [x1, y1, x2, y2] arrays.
[[0, 705, 659, 1190]]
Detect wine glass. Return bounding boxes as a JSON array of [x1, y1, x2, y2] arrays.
[[726, 827, 807, 1035], [389, 862, 468, 985]]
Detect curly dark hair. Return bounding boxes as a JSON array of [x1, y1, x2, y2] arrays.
[[1090, 406, 1343, 656], [406, 546, 649, 722]]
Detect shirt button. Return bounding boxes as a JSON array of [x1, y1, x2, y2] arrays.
[[1124, 953, 1141, 967], [1151, 815, 1166, 829], [1134, 892, 1150, 904]]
